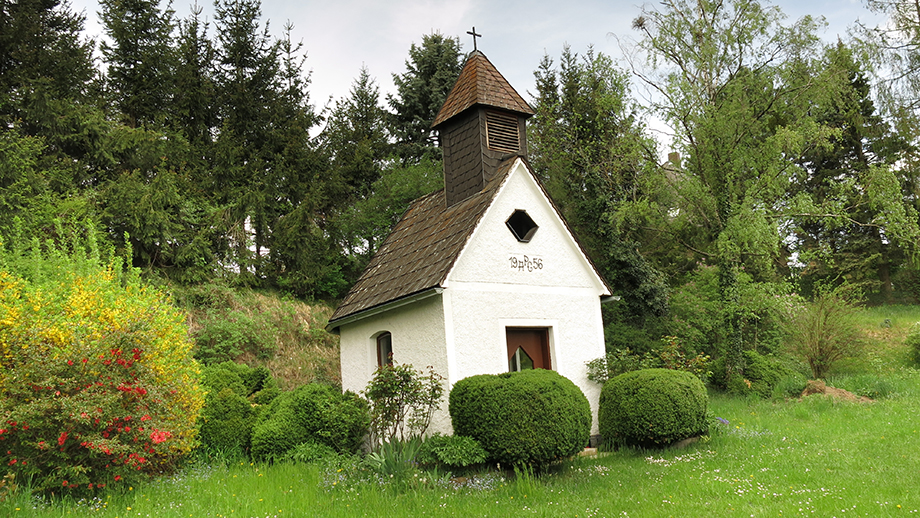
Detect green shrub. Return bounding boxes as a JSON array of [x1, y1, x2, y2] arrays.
[[657, 336, 711, 381], [201, 362, 275, 399], [587, 336, 710, 384], [417, 433, 487, 469], [198, 388, 255, 454], [449, 369, 590, 467], [250, 384, 369, 461], [709, 350, 803, 398], [785, 292, 866, 379], [201, 364, 247, 396], [239, 365, 273, 394], [598, 369, 708, 448], [907, 322, 920, 367], [249, 416, 299, 461], [742, 350, 799, 398], [192, 308, 277, 365], [363, 362, 444, 446], [251, 386, 282, 406], [197, 362, 281, 457], [710, 351, 805, 398]]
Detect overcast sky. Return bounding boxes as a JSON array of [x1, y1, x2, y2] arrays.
[[69, 0, 884, 124]]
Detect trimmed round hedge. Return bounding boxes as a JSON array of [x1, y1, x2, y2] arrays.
[[250, 384, 369, 461], [599, 368, 708, 448], [449, 369, 591, 467]]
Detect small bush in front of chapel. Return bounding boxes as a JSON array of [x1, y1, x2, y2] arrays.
[[417, 433, 487, 470], [449, 369, 591, 467], [599, 368, 708, 448], [710, 350, 802, 398], [198, 387, 256, 457]]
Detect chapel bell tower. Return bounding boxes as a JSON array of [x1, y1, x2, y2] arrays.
[[431, 50, 535, 207]]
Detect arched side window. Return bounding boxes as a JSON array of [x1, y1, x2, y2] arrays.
[[376, 332, 393, 367]]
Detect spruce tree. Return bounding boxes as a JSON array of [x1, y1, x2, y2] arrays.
[[99, 0, 177, 127], [388, 32, 462, 163], [793, 43, 911, 301]]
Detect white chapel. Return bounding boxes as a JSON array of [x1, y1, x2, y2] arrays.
[[327, 50, 613, 435]]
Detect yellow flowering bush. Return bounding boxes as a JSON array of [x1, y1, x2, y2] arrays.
[[0, 263, 204, 493]]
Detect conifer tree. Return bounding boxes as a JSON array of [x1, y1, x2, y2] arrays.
[[171, 5, 217, 159], [0, 0, 101, 246], [793, 43, 910, 301], [99, 0, 177, 127], [0, 0, 94, 122], [388, 32, 462, 163], [530, 46, 668, 342], [211, 0, 284, 278], [211, 0, 328, 292], [323, 67, 391, 206]]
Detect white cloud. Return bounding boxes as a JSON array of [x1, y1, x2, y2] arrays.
[[67, 0, 883, 125]]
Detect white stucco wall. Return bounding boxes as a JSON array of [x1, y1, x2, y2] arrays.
[[444, 160, 608, 434], [337, 294, 453, 434]]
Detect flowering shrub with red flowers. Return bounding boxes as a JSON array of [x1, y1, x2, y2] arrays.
[[0, 248, 204, 494]]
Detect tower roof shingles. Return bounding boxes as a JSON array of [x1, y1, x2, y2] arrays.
[[431, 51, 534, 129]]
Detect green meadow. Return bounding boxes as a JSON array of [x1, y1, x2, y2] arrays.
[[5, 385, 919, 517], [3, 306, 920, 517]]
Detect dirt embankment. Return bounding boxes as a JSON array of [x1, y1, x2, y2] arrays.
[[800, 379, 872, 403]]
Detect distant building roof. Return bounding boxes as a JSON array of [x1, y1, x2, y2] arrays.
[[431, 51, 534, 129]]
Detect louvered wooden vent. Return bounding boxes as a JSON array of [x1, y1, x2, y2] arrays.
[[486, 111, 520, 153]]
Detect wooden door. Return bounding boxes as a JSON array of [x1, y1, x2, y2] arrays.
[[506, 328, 550, 371]]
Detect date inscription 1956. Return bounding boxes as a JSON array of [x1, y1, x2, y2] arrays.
[[509, 254, 543, 272]]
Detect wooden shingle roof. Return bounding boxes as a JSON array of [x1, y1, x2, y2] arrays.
[[431, 51, 534, 129], [328, 160, 516, 327]]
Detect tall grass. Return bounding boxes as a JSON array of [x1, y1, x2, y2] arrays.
[[179, 283, 341, 388]]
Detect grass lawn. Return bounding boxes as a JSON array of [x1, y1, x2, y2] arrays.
[[4, 307, 920, 517]]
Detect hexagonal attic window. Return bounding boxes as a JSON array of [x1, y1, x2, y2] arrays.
[[506, 209, 538, 242]]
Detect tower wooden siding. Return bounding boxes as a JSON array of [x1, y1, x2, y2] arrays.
[[442, 107, 528, 207]]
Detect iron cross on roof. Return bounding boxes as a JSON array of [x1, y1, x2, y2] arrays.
[[467, 27, 482, 51]]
